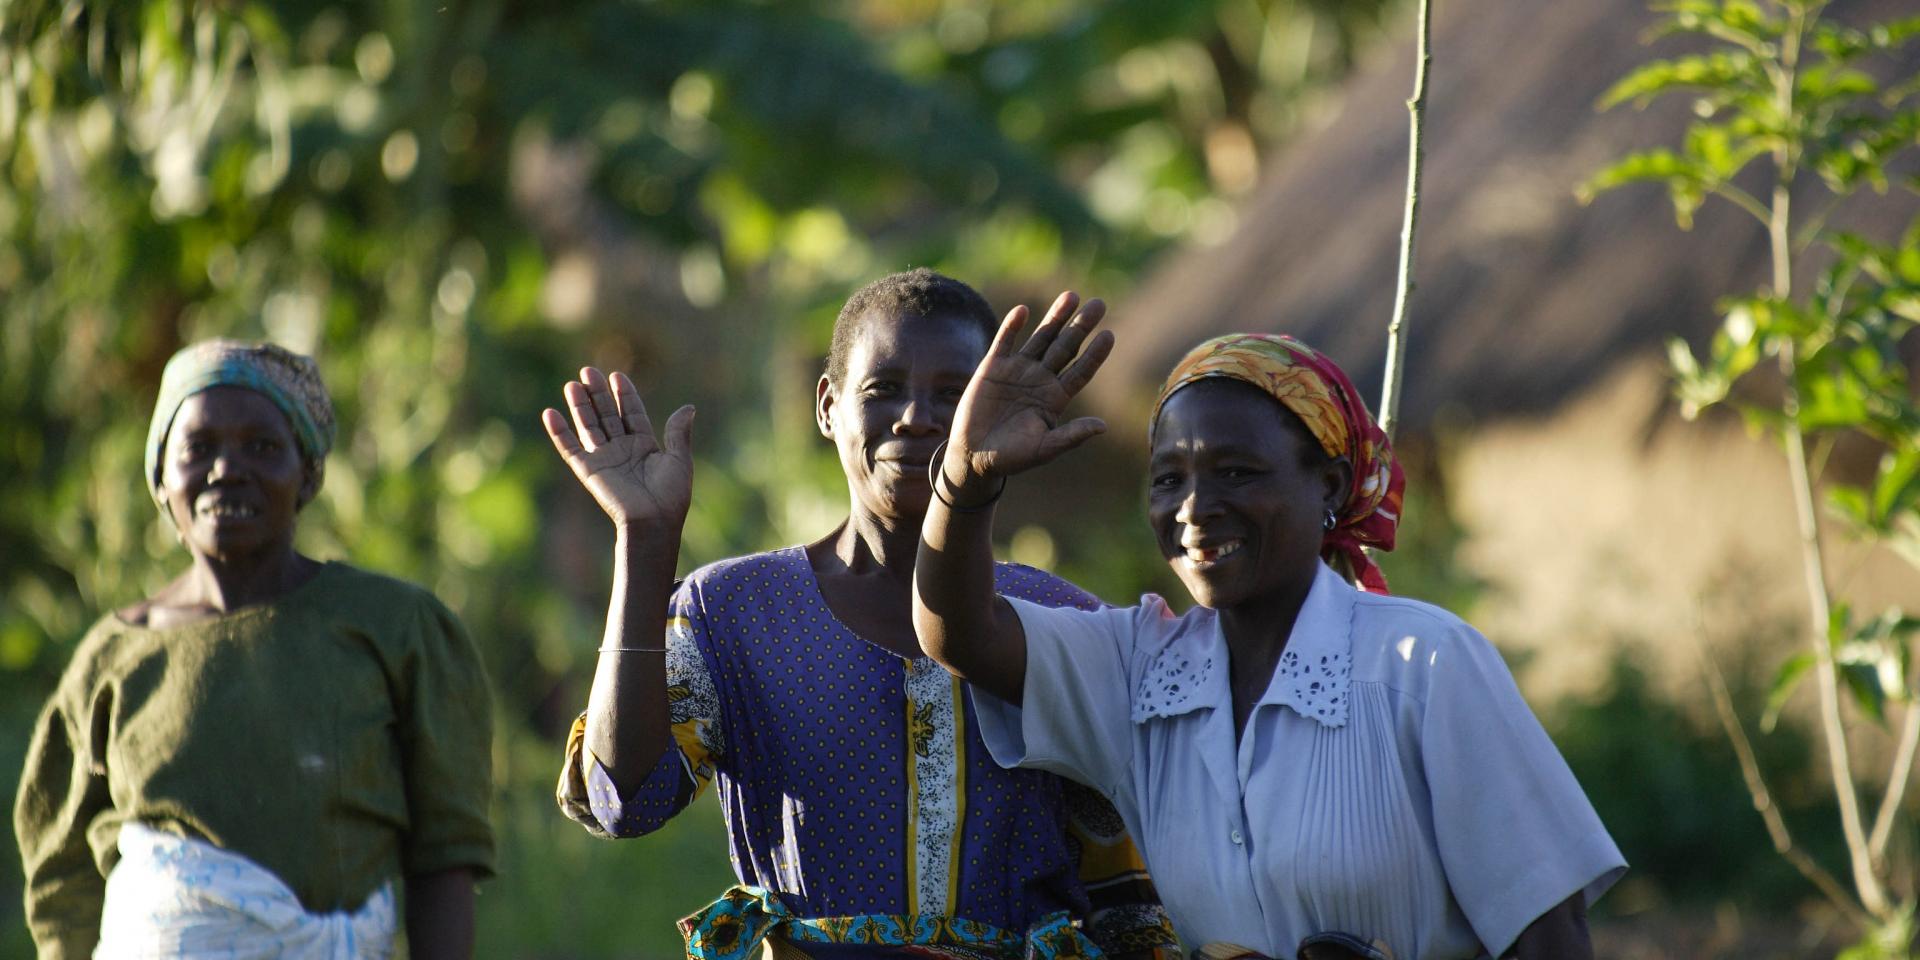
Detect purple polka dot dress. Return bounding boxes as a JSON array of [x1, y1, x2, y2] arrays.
[[555, 547, 1178, 956]]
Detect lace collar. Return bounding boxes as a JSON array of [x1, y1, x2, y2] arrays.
[[1131, 563, 1357, 729]]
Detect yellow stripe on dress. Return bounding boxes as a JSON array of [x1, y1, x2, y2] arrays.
[[946, 673, 967, 917], [902, 657, 963, 916]]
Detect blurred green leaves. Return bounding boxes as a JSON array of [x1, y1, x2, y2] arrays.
[[1587, 0, 1920, 941], [2, 0, 1406, 954]]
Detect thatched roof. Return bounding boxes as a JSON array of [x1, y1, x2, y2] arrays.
[[1093, 0, 1917, 433]]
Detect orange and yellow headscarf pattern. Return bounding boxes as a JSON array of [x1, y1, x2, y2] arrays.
[[1150, 333, 1405, 594]]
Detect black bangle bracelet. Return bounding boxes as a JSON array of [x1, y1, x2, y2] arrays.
[[928, 439, 1006, 513]]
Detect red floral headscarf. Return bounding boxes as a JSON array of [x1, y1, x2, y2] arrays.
[[1151, 333, 1405, 594]]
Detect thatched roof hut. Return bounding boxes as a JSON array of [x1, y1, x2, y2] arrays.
[[1092, 0, 1913, 430], [1062, 0, 1919, 695]]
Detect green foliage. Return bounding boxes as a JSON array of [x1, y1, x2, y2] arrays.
[[1589, 0, 1920, 947], [1580, 0, 1920, 225], [1843, 907, 1920, 960], [1675, 220, 1920, 558], [479, 729, 741, 956], [0, 0, 1404, 954], [1554, 650, 1840, 911]]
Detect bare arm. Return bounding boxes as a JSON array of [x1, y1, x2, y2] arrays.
[[914, 292, 1113, 704], [582, 527, 681, 791], [915, 472, 1025, 702], [542, 368, 694, 792], [1506, 891, 1590, 960], [405, 868, 476, 960]]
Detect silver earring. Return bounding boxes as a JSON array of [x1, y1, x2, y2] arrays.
[[1322, 508, 1337, 532]]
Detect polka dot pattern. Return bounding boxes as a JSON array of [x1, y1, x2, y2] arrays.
[[579, 547, 1168, 937]]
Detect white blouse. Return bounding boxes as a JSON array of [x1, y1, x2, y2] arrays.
[[972, 562, 1625, 960]]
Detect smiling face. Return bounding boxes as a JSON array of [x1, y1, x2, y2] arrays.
[[1147, 379, 1350, 611], [818, 310, 989, 524], [156, 386, 314, 562]]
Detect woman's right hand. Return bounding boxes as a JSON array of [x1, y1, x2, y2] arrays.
[[542, 367, 694, 535], [942, 292, 1114, 499]]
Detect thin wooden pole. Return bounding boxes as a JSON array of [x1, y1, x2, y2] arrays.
[[1377, 0, 1433, 442]]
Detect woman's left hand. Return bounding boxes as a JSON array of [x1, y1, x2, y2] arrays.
[[942, 291, 1113, 500]]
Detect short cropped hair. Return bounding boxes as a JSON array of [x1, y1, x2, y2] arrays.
[[826, 268, 997, 388]]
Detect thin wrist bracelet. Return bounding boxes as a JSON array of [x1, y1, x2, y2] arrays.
[[928, 439, 1006, 513], [597, 645, 667, 654]]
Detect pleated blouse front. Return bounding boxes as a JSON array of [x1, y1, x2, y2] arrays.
[[972, 562, 1626, 960]]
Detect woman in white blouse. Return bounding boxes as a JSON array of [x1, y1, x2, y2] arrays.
[[911, 293, 1624, 960]]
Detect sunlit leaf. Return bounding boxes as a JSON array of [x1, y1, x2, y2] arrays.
[[1669, 336, 1728, 417], [1868, 16, 1920, 50], [1683, 123, 1767, 179], [1599, 53, 1761, 110], [1797, 65, 1878, 105], [1579, 149, 1702, 205], [1673, 175, 1710, 226], [1829, 484, 1873, 531], [1872, 447, 1920, 525], [1836, 608, 1920, 716], [1839, 651, 1889, 722], [1649, 0, 1776, 53], [1796, 366, 1872, 429], [1761, 650, 1815, 732], [1736, 402, 1789, 437]]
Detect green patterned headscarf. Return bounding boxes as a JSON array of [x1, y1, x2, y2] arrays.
[[145, 340, 336, 516]]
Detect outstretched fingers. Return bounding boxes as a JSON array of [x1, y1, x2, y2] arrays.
[[1039, 297, 1105, 372], [985, 304, 1030, 362], [1018, 291, 1080, 363], [564, 380, 607, 451], [609, 371, 657, 441], [1058, 329, 1114, 397], [541, 407, 590, 469], [579, 367, 628, 445]]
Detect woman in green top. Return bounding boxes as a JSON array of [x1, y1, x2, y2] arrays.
[[14, 340, 495, 959]]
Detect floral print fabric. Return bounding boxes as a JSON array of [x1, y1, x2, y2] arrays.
[[680, 885, 1101, 960]]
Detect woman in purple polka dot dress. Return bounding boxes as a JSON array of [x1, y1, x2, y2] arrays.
[[545, 270, 1181, 960]]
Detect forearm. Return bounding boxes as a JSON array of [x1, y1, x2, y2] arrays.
[[583, 526, 678, 792], [1505, 891, 1590, 960], [405, 868, 476, 960], [912, 467, 1026, 703]]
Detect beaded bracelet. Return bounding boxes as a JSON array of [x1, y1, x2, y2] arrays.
[[597, 646, 667, 654]]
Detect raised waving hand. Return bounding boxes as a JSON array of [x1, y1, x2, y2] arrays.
[[941, 292, 1114, 499], [542, 367, 695, 534]]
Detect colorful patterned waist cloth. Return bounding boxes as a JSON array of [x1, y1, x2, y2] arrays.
[[681, 885, 1106, 960]]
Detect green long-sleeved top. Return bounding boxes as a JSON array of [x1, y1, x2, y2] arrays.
[[14, 562, 495, 959]]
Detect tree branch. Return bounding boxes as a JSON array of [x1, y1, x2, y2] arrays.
[[1709, 182, 1773, 229], [1690, 620, 1872, 930], [1376, 0, 1432, 442], [1769, 3, 1887, 918], [1869, 695, 1920, 862]]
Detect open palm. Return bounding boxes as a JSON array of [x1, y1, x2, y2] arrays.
[[949, 292, 1114, 484], [541, 367, 694, 533]]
